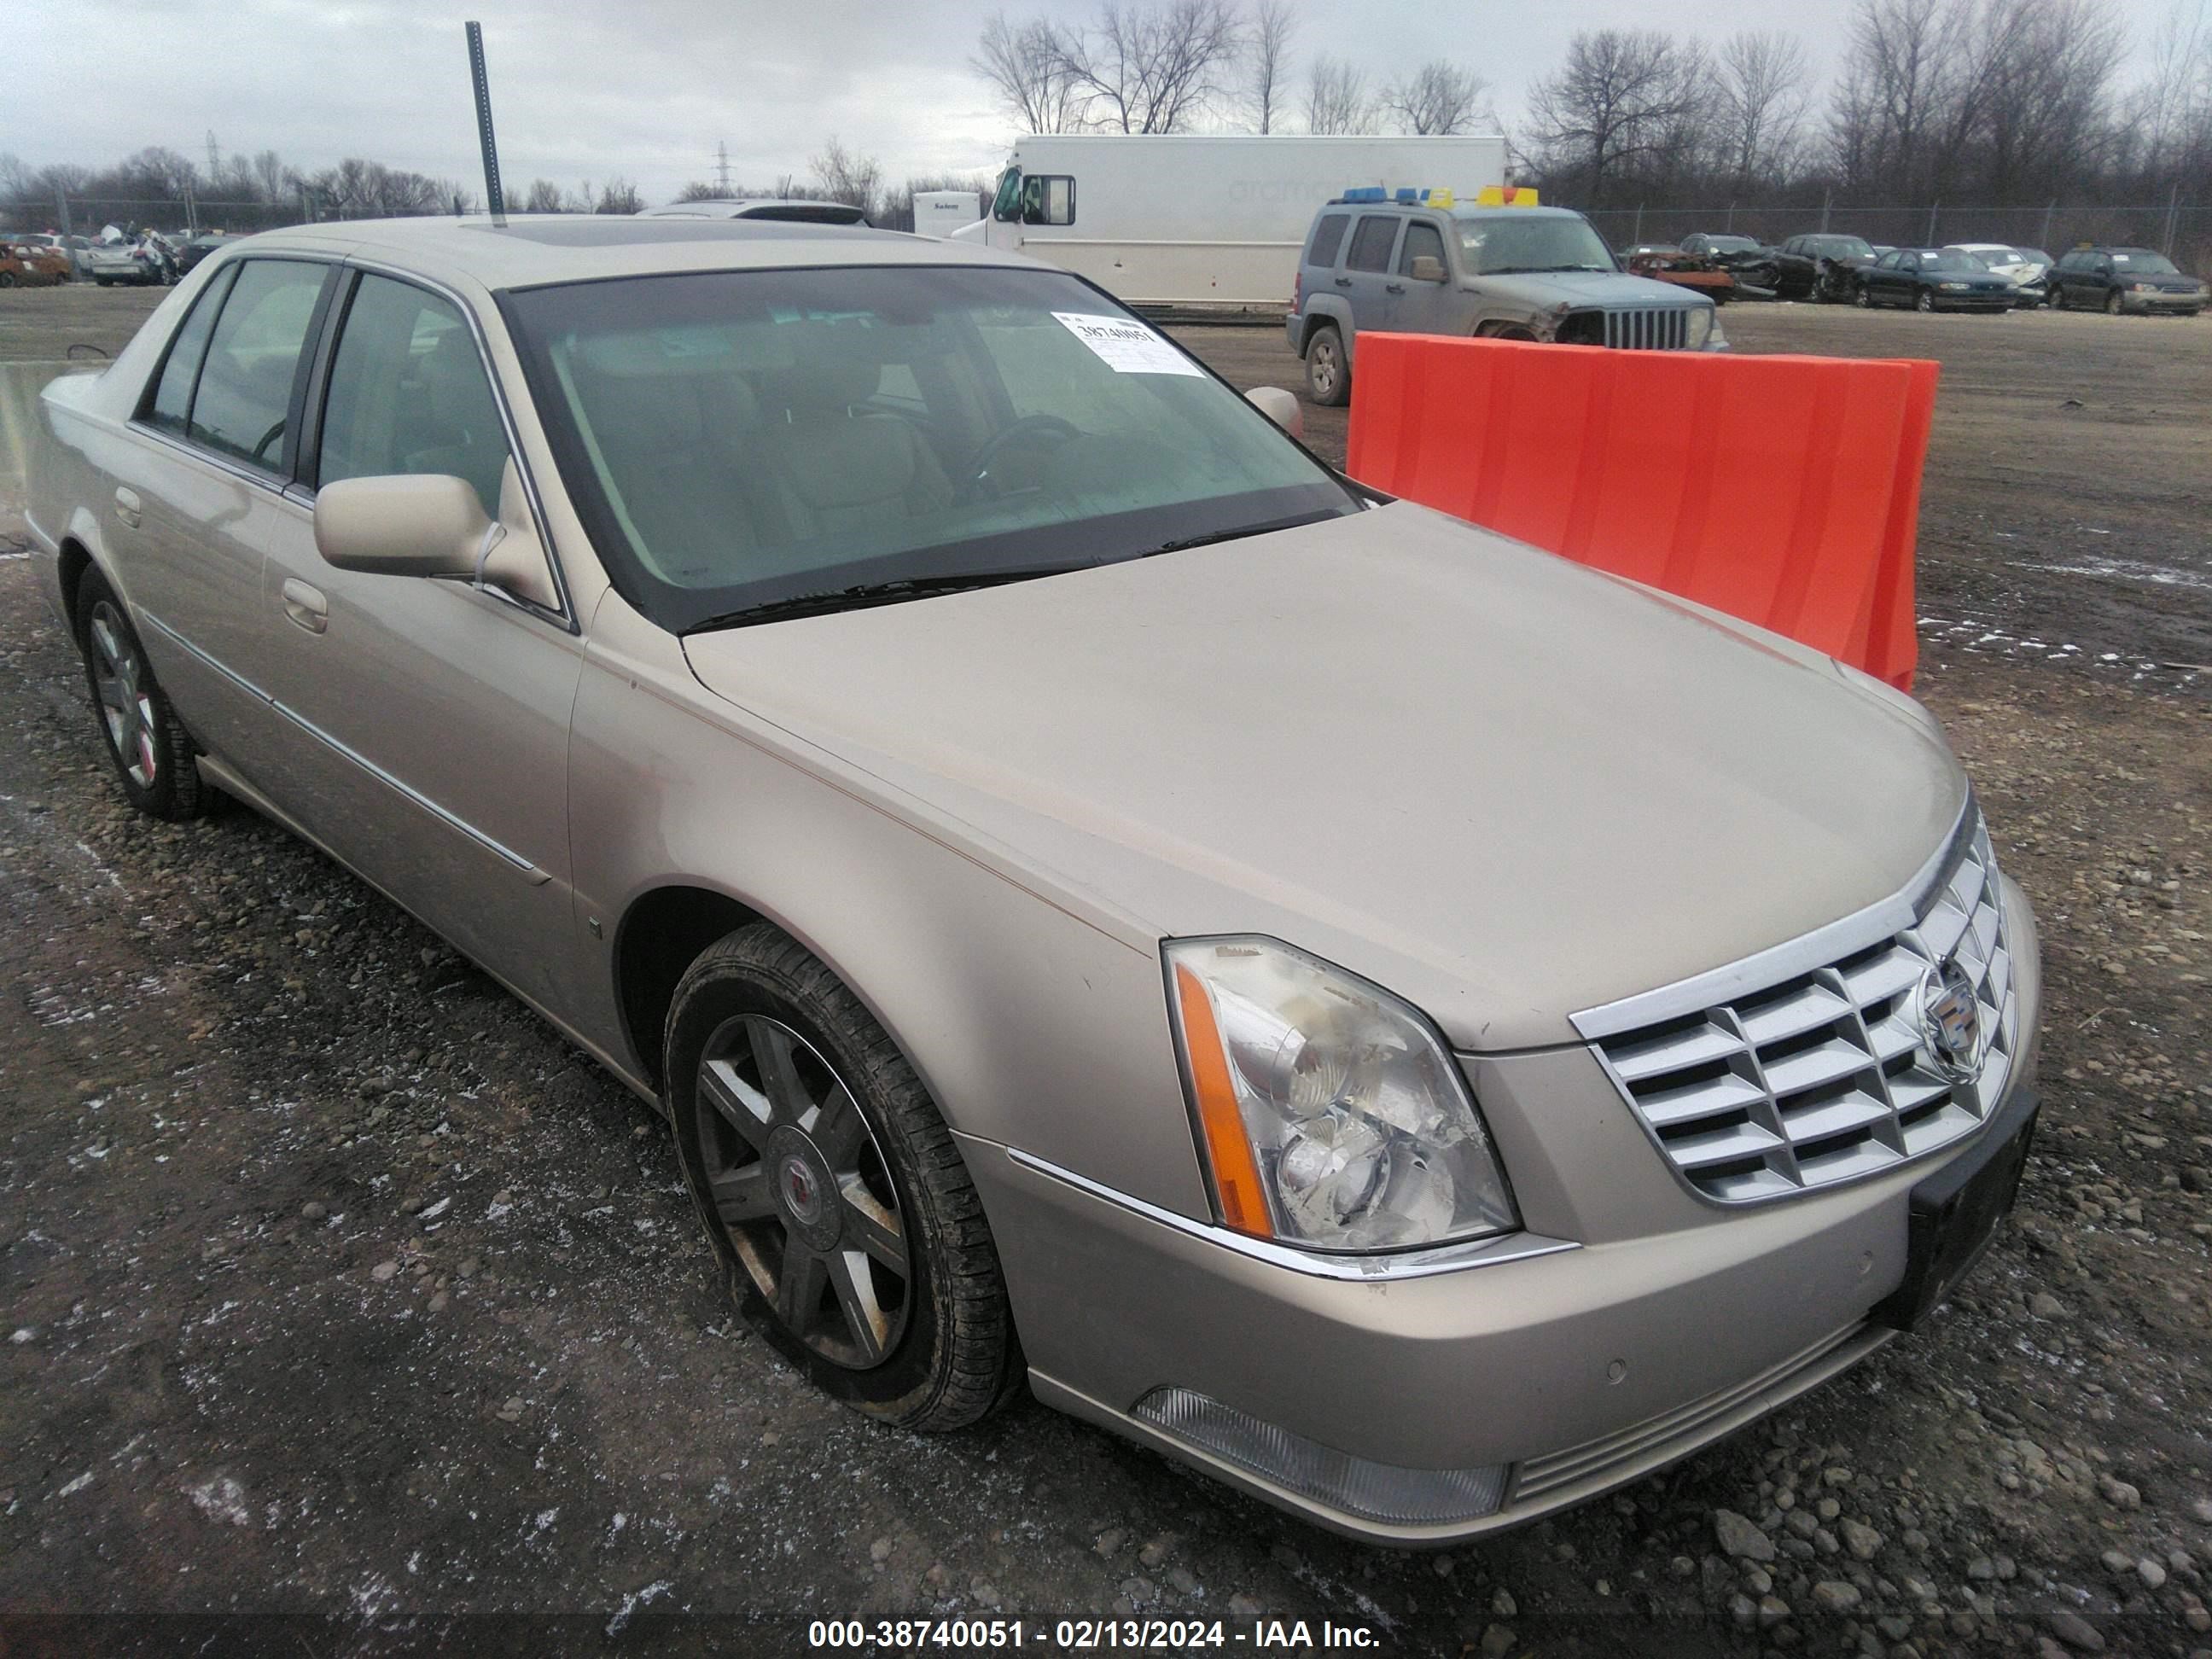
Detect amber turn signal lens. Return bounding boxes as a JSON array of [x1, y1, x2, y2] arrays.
[[1173, 963, 1271, 1236]]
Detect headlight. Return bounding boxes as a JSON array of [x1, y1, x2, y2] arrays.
[[1164, 938, 1519, 1251], [1938, 282, 1969, 291], [2133, 282, 2157, 294], [1685, 307, 1714, 348]]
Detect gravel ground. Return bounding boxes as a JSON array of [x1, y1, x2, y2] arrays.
[[2, 289, 2210, 1657]]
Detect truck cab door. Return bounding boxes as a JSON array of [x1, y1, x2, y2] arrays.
[[1337, 213, 1406, 349], [1388, 218, 1457, 335]]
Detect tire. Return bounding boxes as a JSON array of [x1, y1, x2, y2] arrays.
[[1853, 282, 1872, 309], [665, 923, 1017, 1431], [74, 571, 208, 821], [1916, 289, 1936, 313], [96, 276, 114, 288], [0, 271, 16, 288], [1304, 323, 1349, 407], [2104, 288, 2123, 316]]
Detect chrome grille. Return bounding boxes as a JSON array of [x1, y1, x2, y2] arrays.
[[1603, 308, 1690, 350], [1587, 812, 2019, 1203]]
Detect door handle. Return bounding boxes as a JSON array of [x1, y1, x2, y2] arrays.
[[1333, 276, 1353, 288], [1385, 282, 1406, 294], [282, 578, 329, 634], [113, 486, 142, 529]]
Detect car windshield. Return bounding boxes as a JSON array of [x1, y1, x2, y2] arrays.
[[2110, 250, 2180, 275], [1703, 236, 1762, 253], [501, 265, 1358, 632], [1454, 215, 1616, 275], [1922, 252, 1989, 272], [1804, 236, 1872, 258], [2014, 248, 2052, 266]]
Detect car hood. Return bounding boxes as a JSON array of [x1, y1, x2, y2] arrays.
[[1467, 270, 1708, 311], [680, 505, 1964, 1051]]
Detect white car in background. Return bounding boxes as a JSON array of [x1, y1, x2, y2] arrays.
[[1944, 244, 2052, 307]]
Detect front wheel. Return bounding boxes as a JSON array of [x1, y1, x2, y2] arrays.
[[2105, 288, 2124, 316], [1853, 282, 1872, 309], [1916, 289, 1936, 313], [74, 571, 208, 820], [665, 923, 1017, 1430], [1304, 323, 1349, 407]]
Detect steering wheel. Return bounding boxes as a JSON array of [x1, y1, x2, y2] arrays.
[[963, 415, 1082, 501], [252, 419, 286, 463]]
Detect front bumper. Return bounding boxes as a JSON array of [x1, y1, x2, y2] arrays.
[[2122, 291, 2206, 314], [978, 876, 2042, 1545]]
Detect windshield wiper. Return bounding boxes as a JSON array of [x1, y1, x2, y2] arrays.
[[1130, 511, 1343, 561], [682, 568, 1067, 632]]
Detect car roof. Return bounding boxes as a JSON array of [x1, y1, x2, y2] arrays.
[[1445, 205, 1586, 223], [637, 199, 866, 223], [199, 214, 1031, 292]]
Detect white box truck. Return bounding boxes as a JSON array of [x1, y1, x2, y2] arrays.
[[951, 132, 1509, 306], [911, 190, 982, 237]]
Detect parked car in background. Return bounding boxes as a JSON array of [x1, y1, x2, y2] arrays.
[[1290, 197, 1724, 405], [1943, 244, 2051, 307], [2048, 246, 2206, 316], [1621, 245, 1738, 304], [176, 232, 246, 275], [1772, 234, 1877, 303], [1853, 248, 2015, 313], [86, 233, 179, 287], [1, 242, 73, 286], [1676, 232, 1781, 293], [637, 198, 870, 227], [26, 215, 2043, 1548]]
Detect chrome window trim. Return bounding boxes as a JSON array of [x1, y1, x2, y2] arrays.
[[337, 256, 579, 634], [1570, 796, 1976, 1042], [139, 609, 551, 884], [1006, 1146, 1578, 1281]]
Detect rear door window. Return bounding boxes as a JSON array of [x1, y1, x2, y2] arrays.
[[187, 259, 330, 473], [1305, 212, 1350, 270], [1346, 215, 1400, 273], [143, 264, 238, 437]]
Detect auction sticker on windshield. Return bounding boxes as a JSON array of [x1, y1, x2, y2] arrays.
[[1052, 312, 1204, 376]]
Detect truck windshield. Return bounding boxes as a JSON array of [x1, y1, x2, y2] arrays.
[[1455, 216, 1617, 276], [501, 265, 1359, 633]]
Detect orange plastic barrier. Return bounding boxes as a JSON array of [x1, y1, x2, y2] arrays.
[[1343, 335, 1940, 690]]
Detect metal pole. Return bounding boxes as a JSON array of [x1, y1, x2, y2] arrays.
[[1726, 201, 1735, 232], [1820, 189, 1831, 233], [55, 187, 77, 276], [1925, 200, 1938, 245], [2040, 201, 2054, 251], [2163, 182, 2180, 257], [465, 21, 506, 225], [1633, 201, 1643, 246]]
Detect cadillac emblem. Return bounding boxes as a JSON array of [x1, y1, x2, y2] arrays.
[[1918, 960, 1988, 1081]]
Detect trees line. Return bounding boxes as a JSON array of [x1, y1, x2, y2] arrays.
[[971, 0, 2211, 218]]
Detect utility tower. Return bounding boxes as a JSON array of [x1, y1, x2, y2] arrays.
[[206, 131, 221, 182], [715, 141, 731, 195]]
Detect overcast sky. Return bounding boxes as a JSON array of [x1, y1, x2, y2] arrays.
[[10, 0, 2186, 205]]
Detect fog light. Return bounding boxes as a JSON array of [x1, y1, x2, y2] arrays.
[[1132, 1387, 1509, 1526]]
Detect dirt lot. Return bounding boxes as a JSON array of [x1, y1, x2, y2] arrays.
[[3, 285, 2210, 1657]]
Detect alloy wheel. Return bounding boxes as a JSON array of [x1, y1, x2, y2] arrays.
[[1310, 338, 1339, 398], [693, 1015, 910, 1369], [87, 600, 160, 789]]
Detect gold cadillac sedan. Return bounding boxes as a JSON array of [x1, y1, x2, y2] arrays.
[[25, 216, 2042, 1544]]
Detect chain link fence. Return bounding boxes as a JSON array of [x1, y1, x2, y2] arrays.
[[1578, 202, 2208, 269]]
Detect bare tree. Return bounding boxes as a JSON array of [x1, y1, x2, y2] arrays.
[[1056, 0, 1247, 133], [674, 179, 726, 202], [972, 12, 1086, 133], [1246, 0, 1296, 133], [1382, 61, 1493, 135], [1825, 0, 1964, 197], [520, 178, 565, 214], [595, 178, 643, 214], [1526, 29, 1713, 205], [1714, 32, 1811, 185], [811, 136, 885, 219], [1303, 55, 1377, 134]]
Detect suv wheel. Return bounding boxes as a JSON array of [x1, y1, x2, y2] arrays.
[[1304, 323, 1349, 407], [1853, 282, 1872, 309], [1916, 288, 1936, 313], [2104, 288, 2124, 315], [664, 923, 1018, 1431]]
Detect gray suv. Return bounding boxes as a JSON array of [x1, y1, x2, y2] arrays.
[[1288, 199, 1726, 405]]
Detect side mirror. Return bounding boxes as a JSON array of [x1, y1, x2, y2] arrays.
[[1244, 385, 1304, 439], [316, 474, 489, 577], [315, 463, 559, 611], [1409, 254, 1447, 282]]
